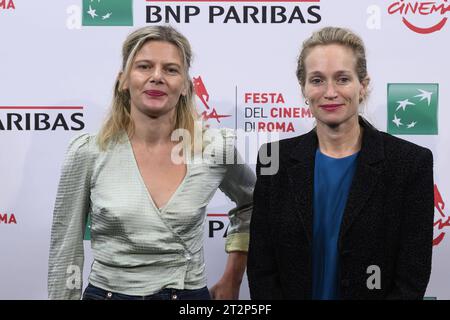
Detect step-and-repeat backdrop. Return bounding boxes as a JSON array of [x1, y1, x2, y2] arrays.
[[1, 0, 449, 299]]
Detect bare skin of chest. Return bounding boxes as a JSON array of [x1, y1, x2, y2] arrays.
[[132, 144, 186, 209]]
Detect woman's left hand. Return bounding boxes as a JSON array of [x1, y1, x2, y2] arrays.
[[209, 251, 247, 300], [210, 277, 240, 300]]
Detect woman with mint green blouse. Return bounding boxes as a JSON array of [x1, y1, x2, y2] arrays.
[[48, 26, 255, 300]]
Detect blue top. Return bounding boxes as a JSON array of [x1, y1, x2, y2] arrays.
[[312, 149, 359, 300]]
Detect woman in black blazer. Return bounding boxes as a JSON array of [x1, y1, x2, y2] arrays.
[[247, 27, 434, 300]]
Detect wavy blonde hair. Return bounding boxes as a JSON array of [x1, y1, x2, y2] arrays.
[[97, 25, 198, 150]]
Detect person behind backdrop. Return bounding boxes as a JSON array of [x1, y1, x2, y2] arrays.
[[247, 26, 434, 300], [48, 25, 255, 300]]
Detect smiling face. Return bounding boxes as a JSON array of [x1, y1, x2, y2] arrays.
[[123, 40, 187, 119], [303, 44, 368, 128]]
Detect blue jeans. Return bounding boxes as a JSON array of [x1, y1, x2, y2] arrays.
[[82, 283, 211, 300]]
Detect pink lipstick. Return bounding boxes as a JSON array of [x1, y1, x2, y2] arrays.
[[145, 90, 166, 97], [319, 104, 344, 111]]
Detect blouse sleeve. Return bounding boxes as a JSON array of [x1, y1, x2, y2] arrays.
[[47, 133, 95, 300], [217, 128, 256, 253]]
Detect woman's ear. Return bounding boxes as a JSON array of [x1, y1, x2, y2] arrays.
[[360, 76, 370, 102], [300, 85, 308, 106], [181, 79, 190, 97], [119, 72, 128, 91]]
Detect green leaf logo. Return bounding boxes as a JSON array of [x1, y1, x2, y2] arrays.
[[82, 0, 133, 26], [387, 83, 438, 135]]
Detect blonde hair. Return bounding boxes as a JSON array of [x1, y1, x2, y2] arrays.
[[296, 26, 369, 101], [97, 25, 198, 150]]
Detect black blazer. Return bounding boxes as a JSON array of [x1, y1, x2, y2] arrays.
[[247, 119, 434, 300]]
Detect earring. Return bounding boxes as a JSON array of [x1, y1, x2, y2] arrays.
[[305, 99, 309, 106]]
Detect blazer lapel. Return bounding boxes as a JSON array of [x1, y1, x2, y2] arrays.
[[287, 130, 318, 245], [339, 120, 385, 242]]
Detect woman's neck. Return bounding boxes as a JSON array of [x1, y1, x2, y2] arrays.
[[316, 117, 362, 158], [130, 108, 176, 148]]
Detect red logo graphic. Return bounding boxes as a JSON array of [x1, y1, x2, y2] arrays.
[[193, 76, 231, 123], [433, 184, 449, 246], [0, 0, 15, 10], [0, 213, 17, 224], [388, 1, 449, 34]]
